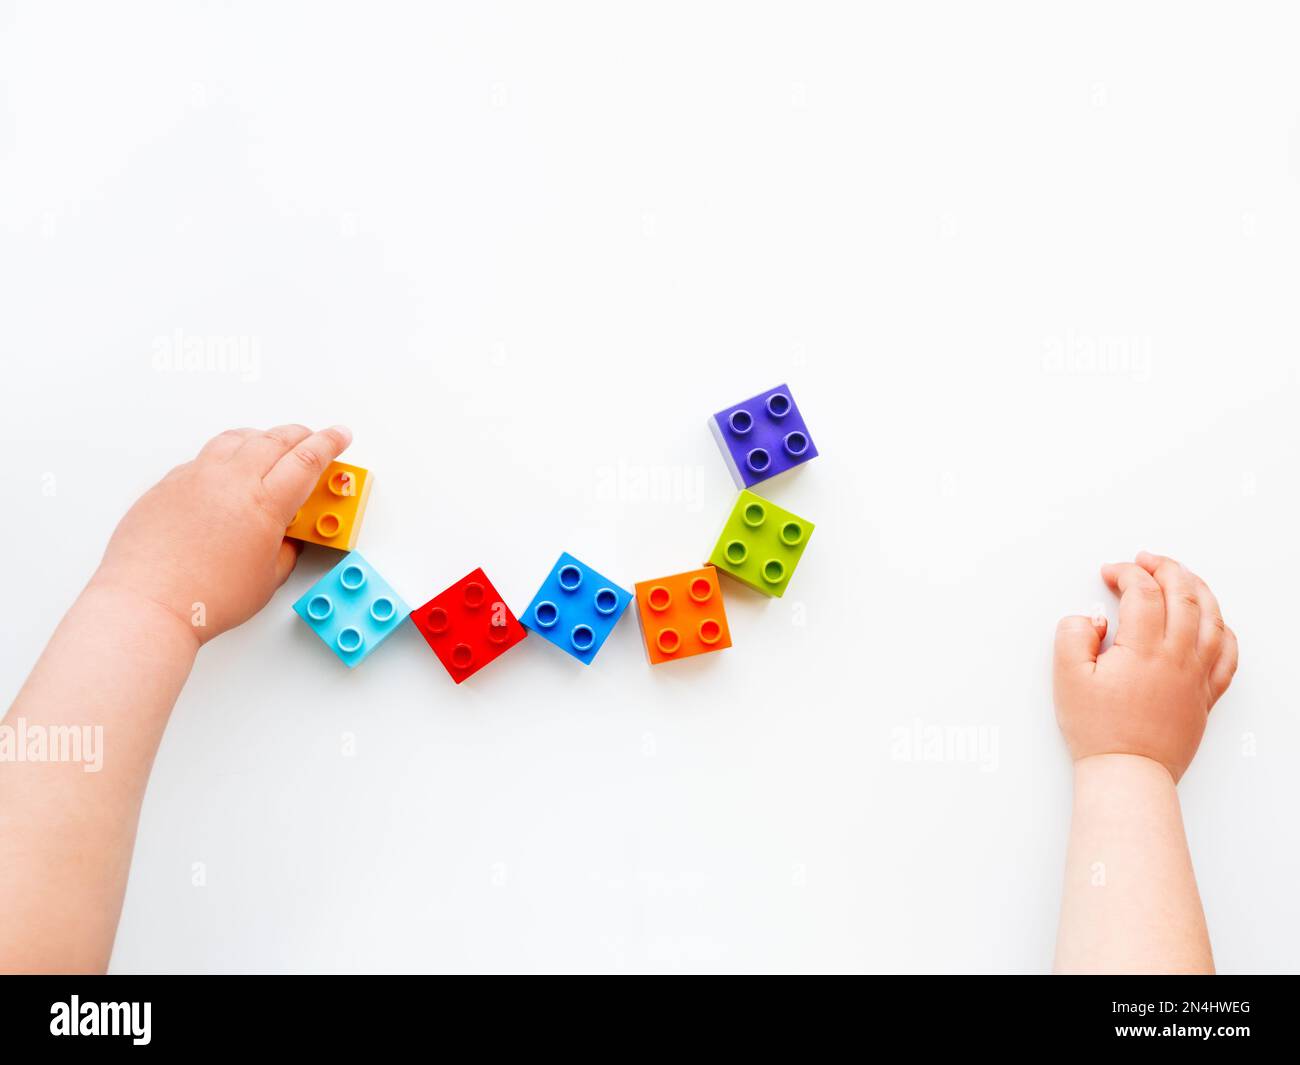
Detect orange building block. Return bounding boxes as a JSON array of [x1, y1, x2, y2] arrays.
[[633, 565, 733, 665], [285, 461, 372, 551]]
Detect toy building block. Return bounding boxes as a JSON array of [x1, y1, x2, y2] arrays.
[[521, 552, 632, 665], [293, 551, 410, 668], [708, 489, 814, 598], [633, 565, 733, 665], [710, 383, 818, 488], [285, 461, 372, 550], [411, 567, 528, 684]]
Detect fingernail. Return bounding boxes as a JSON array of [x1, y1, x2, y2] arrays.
[[329, 424, 353, 445]]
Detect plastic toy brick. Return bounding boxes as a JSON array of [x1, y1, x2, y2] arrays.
[[710, 383, 818, 488], [521, 552, 632, 664], [708, 490, 814, 598], [411, 567, 528, 684], [285, 461, 372, 550], [633, 565, 733, 665], [293, 551, 410, 668]]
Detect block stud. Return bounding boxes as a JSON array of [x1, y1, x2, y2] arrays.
[[307, 594, 333, 622], [766, 392, 791, 418], [656, 628, 681, 655], [783, 430, 809, 457]]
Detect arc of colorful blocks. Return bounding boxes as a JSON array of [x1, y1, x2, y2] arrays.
[[291, 383, 818, 682]]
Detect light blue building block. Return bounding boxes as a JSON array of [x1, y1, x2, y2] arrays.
[[521, 552, 632, 665], [293, 551, 410, 668]]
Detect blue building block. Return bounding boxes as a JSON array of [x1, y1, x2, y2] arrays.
[[710, 383, 818, 488], [521, 552, 632, 664], [293, 551, 411, 668]]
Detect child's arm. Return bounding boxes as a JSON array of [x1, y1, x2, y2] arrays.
[[0, 425, 351, 973], [1052, 552, 1238, 974]]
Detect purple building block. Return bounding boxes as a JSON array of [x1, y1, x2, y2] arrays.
[[710, 383, 818, 488]]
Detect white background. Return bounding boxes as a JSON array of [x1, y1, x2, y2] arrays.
[[2, 2, 1298, 974]]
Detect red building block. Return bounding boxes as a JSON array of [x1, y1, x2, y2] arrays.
[[411, 568, 527, 684]]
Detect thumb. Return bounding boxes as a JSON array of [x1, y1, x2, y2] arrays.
[[261, 425, 353, 523], [1054, 613, 1106, 674]]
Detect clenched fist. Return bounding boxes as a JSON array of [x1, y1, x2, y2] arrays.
[[1054, 552, 1238, 782]]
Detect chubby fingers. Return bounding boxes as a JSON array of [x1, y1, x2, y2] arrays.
[[1054, 614, 1106, 674], [1135, 551, 1200, 650], [1100, 561, 1164, 651], [196, 427, 258, 462], [261, 425, 353, 520], [232, 424, 315, 475], [1184, 568, 1227, 662]]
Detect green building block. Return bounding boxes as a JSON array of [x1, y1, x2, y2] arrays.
[[707, 489, 814, 598]]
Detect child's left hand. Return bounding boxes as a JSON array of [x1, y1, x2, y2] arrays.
[[90, 424, 352, 643]]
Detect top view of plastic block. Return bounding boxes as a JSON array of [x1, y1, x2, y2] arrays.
[[710, 383, 818, 488], [411, 567, 528, 684], [285, 461, 372, 550], [521, 552, 632, 665], [293, 551, 410, 668], [633, 565, 733, 665], [707, 489, 814, 598]]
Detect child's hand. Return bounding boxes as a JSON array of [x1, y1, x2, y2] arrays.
[[1053, 552, 1238, 782], [90, 425, 352, 643]]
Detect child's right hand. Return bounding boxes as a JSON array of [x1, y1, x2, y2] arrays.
[[1053, 552, 1238, 782], [90, 424, 352, 644]]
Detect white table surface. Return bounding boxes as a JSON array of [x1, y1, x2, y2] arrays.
[[1, 1, 1296, 973]]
